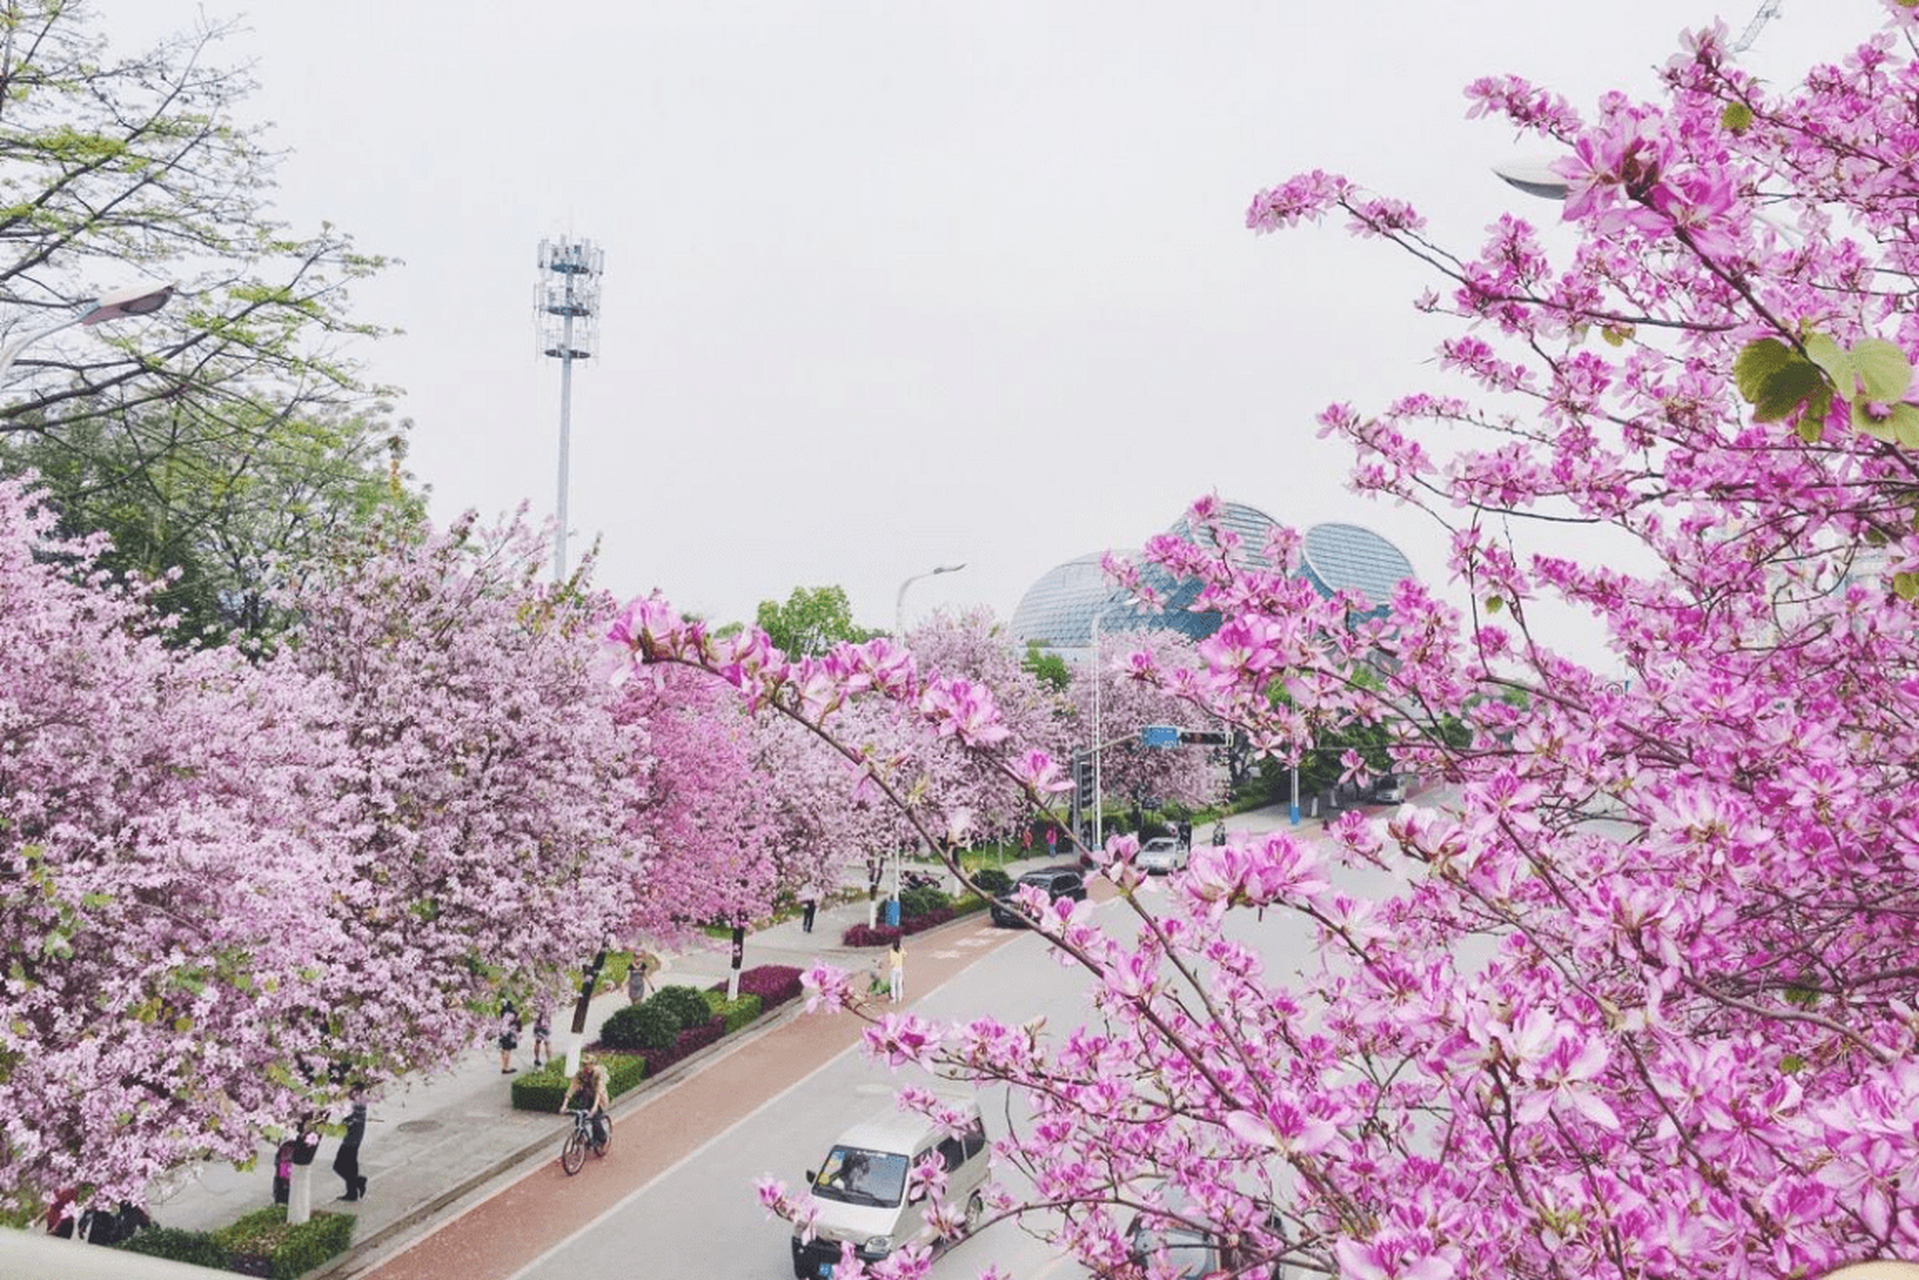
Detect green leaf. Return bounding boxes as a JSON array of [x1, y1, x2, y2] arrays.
[[1734, 338, 1795, 405], [1803, 333, 1851, 391], [1849, 399, 1919, 444], [1895, 572, 1919, 601], [1893, 404, 1919, 448], [1796, 417, 1825, 444], [1752, 359, 1828, 423], [1851, 338, 1913, 402], [1720, 102, 1754, 134], [1780, 1053, 1806, 1073], [1485, 596, 1503, 615]]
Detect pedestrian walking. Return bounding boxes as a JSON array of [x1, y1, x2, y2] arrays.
[[626, 959, 649, 1005], [888, 938, 905, 1004], [801, 895, 818, 934], [332, 1097, 368, 1202], [498, 998, 523, 1074], [532, 1003, 553, 1068]]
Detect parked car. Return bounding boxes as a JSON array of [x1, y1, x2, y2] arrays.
[[1135, 836, 1189, 875], [792, 1099, 990, 1277], [990, 866, 1087, 927], [1369, 773, 1407, 804], [1125, 1204, 1286, 1279]]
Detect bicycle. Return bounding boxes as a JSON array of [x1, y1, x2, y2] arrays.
[[561, 1107, 610, 1174]]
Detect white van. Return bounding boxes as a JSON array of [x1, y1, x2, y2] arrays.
[[789, 1099, 990, 1277]]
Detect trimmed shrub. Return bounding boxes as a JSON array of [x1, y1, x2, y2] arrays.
[[510, 1062, 570, 1112], [841, 922, 901, 947], [601, 1001, 678, 1051], [191, 1204, 355, 1280], [905, 907, 956, 935], [898, 885, 950, 919], [971, 867, 1013, 896], [119, 1226, 230, 1269], [603, 1051, 649, 1098], [642, 1016, 725, 1075], [951, 893, 987, 917], [509, 1051, 647, 1112], [654, 984, 713, 1029], [703, 989, 763, 1033], [734, 964, 803, 1010]]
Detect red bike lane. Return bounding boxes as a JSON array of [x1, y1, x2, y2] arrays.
[[360, 918, 1024, 1280]]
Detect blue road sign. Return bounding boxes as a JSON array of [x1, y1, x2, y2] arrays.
[[1141, 724, 1179, 748]]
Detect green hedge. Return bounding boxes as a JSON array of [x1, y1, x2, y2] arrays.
[[601, 1000, 679, 1051], [653, 984, 713, 1030], [119, 1206, 354, 1279], [703, 989, 763, 1033], [898, 885, 951, 919], [971, 867, 1013, 895], [120, 1226, 233, 1269], [509, 1051, 647, 1112]]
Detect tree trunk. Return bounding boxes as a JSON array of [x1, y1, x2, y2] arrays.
[[287, 1163, 312, 1226], [564, 949, 606, 1078], [728, 925, 745, 1000]]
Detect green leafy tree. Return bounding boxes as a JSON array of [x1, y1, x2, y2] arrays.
[[1021, 642, 1071, 693], [0, 1, 408, 641], [0, 2, 391, 432], [752, 584, 872, 657], [2, 403, 424, 642]]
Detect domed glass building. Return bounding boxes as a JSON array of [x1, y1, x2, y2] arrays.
[[1009, 502, 1414, 655]]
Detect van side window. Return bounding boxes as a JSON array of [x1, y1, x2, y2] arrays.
[[937, 1137, 964, 1171], [961, 1119, 986, 1159]]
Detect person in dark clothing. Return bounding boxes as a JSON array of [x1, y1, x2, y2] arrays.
[[801, 896, 818, 933], [333, 1099, 368, 1201], [499, 998, 523, 1073], [272, 1140, 295, 1204]]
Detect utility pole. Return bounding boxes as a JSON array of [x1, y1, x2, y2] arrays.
[[535, 236, 603, 582]]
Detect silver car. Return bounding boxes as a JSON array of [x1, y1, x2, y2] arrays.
[[1135, 836, 1188, 875]]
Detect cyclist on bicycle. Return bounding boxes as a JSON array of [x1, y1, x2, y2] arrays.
[[558, 1056, 611, 1147]]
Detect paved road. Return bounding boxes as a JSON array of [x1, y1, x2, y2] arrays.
[[351, 803, 1404, 1280], [358, 910, 1043, 1280]]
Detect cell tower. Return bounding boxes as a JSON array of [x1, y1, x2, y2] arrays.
[[535, 235, 604, 581], [1731, 0, 1782, 54]]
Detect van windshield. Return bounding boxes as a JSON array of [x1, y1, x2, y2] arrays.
[[811, 1146, 909, 1207]]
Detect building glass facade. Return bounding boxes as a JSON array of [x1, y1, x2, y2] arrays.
[[1010, 503, 1415, 655]]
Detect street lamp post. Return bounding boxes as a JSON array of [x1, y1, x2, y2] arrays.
[[882, 561, 966, 924], [1088, 595, 1141, 855], [894, 561, 966, 636], [0, 283, 176, 385], [1091, 607, 1106, 854]]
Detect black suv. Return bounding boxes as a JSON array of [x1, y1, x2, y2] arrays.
[[990, 866, 1087, 927]]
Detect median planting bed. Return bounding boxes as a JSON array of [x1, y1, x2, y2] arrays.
[[509, 966, 802, 1111]]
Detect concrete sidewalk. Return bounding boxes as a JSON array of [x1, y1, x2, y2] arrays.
[[142, 853, 1079, 1275]]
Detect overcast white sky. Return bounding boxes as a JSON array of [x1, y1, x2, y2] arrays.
[[122, 0, 1848, 648]]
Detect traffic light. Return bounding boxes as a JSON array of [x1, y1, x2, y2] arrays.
[[1074, 749, 1096, 810], [1178, 729, 1228, 746]]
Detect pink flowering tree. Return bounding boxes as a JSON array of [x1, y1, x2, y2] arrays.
[[1063, 627, 1228, 825], [620, 667, 778, 949], [280, 514, 646, 1085], [0, 479, 350, 1209], [635, 8, 1919, 1278]]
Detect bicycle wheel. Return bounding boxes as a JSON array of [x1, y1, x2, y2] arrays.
[[561, 1128, 586, 1175], [593, 1123, 611, 1158]]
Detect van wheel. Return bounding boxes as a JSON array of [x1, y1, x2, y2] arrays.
[[962, 1192, 984, 1236]]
